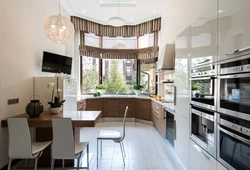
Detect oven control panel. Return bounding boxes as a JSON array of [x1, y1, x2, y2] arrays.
[[220, 118, 250, 137]]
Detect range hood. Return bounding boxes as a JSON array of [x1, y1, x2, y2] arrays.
[[157, 44, 175, 71]]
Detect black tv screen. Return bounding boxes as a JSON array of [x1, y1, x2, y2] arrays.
[[42, 51, 72, 74]]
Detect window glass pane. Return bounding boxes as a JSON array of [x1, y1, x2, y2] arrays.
[[85, 33, 100, 47], [102, 59, 137, 94], [103, 36, 137, 49], [140, 59, 156, 93], [81, 56, 99, 94], [139, 33, 154, 48]]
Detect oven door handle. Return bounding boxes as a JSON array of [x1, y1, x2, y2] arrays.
[[189, 76, 215, 81], [218, 73, 250, 79], [218, 126, 250, 145]]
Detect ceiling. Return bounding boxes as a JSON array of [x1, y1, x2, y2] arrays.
[[61, 0, 170, 25]]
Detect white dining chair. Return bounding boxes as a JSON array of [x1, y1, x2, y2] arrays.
[[7, 118, 51, 170], [51, 118, 89, 170], [97, 106, 128, 167]]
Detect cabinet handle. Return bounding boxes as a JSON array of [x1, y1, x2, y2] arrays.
[[155, 114, 159, 119], [193, 145, 210, 160], [155, 110, 160, 115], [155, 106, 159, 110], [173, 120, 176, 140]]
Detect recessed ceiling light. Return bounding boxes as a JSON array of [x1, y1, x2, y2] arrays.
[[131, 18, 134, 21], [219, 10, 223, 13], [153, 10, 156, 14], [105, 17, 107, 21], [82, 9, 85, 13]]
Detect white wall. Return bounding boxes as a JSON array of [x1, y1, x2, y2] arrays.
[[0, 0, 71, 168], [159, 0, 216, 60]]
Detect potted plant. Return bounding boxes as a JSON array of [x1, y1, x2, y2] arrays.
[[192, 85, 199, 97], [133, 84, 144, 96], [47, 73, 74, 114], [96, 84, 106, 96]]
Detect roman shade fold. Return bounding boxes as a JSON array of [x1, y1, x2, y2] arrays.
[[72, 16, 161, 37]]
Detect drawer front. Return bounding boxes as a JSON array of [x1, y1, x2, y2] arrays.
[[77, 101, 85, 111]]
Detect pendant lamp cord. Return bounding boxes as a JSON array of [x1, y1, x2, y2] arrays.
[[117, 0, 120, 17], [59, 0, 61, 15]]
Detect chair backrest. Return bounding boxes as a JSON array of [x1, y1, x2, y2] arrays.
[[120, 106, 128, 141], [7, 118, 33, 158], [51, 118, 75, 159]]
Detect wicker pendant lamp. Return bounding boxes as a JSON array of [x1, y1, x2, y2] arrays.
[[44, 0, 74, 44]]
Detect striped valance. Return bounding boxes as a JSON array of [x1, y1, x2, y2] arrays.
[[72, 16, 161, 37], [80, 45, 159, 59]]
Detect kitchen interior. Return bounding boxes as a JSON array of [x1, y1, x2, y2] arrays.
[[1, 0, 250, 170]]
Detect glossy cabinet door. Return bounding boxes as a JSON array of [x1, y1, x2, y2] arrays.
[[175, 27, 190, 119], [174, 27, 191, 170], [190, 0, 217, 66], [190, 140, 217, 170], [174, 113, 190, 170], [218, 0, 250, 61], [217, 162, 228, 170]]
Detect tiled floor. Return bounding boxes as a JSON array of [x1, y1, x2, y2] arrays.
[[80, 121, 183, 170], [13, 121, 183, 170]]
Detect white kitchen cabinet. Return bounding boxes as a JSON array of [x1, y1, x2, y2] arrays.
[[175, 27, 190, 120], [217, 161, 228, 170], [174, 113, 190, 170], [190, 140, 217, 170], [190, 0, 217, 66], [218, 0, 250, 61]]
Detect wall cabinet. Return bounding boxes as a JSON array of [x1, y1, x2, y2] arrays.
[[190, 140, 217, 170], [151, 100, 166, 138], [190, 0, 217, 66], [218, 0, 250, 61], [135, 99, 151, 120]]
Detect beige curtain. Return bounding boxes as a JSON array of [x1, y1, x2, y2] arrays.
[[72, 16, 161, 37]]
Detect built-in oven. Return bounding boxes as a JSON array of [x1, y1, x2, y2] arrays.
[[218, 57, 250, 121], [217, 114, 250, 170], [190, 105, 217, 158], [190, 64, 217, 111]]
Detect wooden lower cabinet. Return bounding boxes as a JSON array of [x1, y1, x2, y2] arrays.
[[77, 100, 85, 111], [151, 100, 166, 138], [135, 99, 151, 120], [119, 98, 134, 117], [82, 98, 151, 121]]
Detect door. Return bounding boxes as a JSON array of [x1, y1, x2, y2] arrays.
[[190, 140, 217, 170], [218, 0, 250, 61]]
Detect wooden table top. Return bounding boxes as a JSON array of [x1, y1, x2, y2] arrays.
[[1, 111, 102, 128]]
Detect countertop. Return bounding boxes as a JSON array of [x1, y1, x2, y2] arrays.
[[73, 95, 175, 114]]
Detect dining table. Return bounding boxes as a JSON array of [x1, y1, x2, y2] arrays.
[[1, 110, 102, 167]]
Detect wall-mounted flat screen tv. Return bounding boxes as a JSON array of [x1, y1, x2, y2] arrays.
[[42, 51, 72, 74]]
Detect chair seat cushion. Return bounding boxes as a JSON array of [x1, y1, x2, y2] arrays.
[[98, 130, 122, 140], [32, 141, 52, 157], [75, 142, 89, 155]]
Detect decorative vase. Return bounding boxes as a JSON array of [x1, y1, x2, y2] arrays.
[[25, 95, 44, 117], [97, 89, 106, 96], [135, 90, 141, 96], [48, 107, 62, 114]]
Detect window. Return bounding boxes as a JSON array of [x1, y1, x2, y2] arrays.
[[103, 36, 137, 49], [139, 33, 154, 48], [81, 56, 99, 94], [85, 33, 100, 47], [102, 59, 137, 94]]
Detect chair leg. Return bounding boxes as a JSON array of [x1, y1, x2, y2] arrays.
[[101, 139, 102, 156], [121, 141, 126, 156], [87, 144, 89, 170], [7, 159, 12, 170], [119, 142, 125, 166], [51, 159, 55, 170], [62, 159, 65, 170], [77, 158, 80, 170], [34, 158, 38, 170], [24, 159, 28, 170], [97, 139, 98, 167]]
